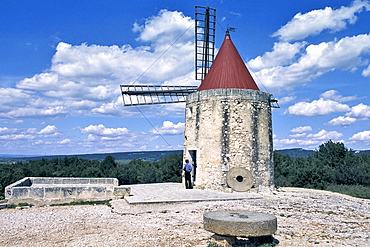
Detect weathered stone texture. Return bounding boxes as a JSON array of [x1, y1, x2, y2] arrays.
[[5, 177, 130, 206], [204, 210, 277, 237], [184, 88, 274, 192]]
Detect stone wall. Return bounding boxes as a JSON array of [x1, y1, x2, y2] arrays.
[[184, 88, 274, 192], [5, 177, 131, 206]]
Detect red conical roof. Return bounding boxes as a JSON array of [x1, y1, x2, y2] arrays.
[[197, 32, 259, 91]]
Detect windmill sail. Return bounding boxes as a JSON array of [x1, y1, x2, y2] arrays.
[[120, 85, 198, 106], [195, 6, 216, 81]]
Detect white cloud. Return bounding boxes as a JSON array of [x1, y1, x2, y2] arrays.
[[327, 116, 357, 126], [320, 90, 358, 102], [307, 129, 343, 140], [252, 34, 370, 91], [288, 98, 350, 116], [2, 120, 24, 124], [346, 103, 370, 118], [0, 134, 35, 140], [134, 9, 194, 49], [0, 10, 195, 120], [0, 127, 17, 134], [272, 0, 370, 41], [150, 121, 184, 135], [274, 138, 320, 147], [57, 139, 71, 144], [248, 42, 305, 70], [289, 133, 307, 138], [276, 96, 296, 105], [291, 126, 312, 133], [362, 64, 370, 76], [349, 130, 370, 141], [38, 125, 58, 135], [81, 124, 129, 136], [91, 96, 137, 117]]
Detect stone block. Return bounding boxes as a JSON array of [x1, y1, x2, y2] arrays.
[[75, 187, 92, 199], [11, 187, 30, 199], [90, 186, 107, 198], [204, 210, 277, 237], [113, 186, 131, 197], [62, 187, 79, 198], [28, 187, 45, 198], [44, 187, 62, 199], [32, 177, 53, 185], [60, 178, 79, 184]]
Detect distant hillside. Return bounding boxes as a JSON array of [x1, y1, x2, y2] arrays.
[[276, 148, 314, 158], [2, 148, 369, 164], [276, 148, 370, 158], [1, 150, 183, 164], [355, 150, 370, 155]]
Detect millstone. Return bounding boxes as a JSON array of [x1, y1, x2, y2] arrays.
[[204, 210, 277, 237], [226, 167, 254, 192]]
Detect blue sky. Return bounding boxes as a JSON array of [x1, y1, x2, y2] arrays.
[[1, 0, 370, 155]]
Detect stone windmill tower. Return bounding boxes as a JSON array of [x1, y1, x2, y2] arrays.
[[121, 7, 277, 192], [184, 30, 277, 192]]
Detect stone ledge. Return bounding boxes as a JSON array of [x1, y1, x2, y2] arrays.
[[4, 177, 130, 206]]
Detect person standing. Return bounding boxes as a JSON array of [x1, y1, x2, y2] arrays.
[[183, 159, 193, 189]]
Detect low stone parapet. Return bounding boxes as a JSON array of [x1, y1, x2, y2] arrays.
[[5, 177, 131, 206]]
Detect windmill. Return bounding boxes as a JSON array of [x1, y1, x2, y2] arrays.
[[121, 6, 278, 192]]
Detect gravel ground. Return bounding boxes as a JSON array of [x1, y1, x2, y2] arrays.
[[1, 187, 370, 247]]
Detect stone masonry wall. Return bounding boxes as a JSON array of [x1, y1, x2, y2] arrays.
[[5, 177, 130, 206], [184, 89, 274, 192]]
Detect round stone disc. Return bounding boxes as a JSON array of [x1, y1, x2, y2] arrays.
[[226, 167, 254, 192], [204, 210, 277, 237]]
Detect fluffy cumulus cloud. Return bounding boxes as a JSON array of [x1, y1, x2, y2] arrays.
[[277, 96, 296, 105], [275, 129, 344, 149], [248, 1, 370, 92], [0, 125, 63, 142], [38, 125, 62, 137], [81, 124, 129, 137], [288, 98, 350, 117], [307, 129, 343, 140], [327, 116, 357, 126], [251, 34, 370, 91], [273, 137, 321, 148], [133, 9, 194, 49], [150, 121, 184, 135], [272, 0, 370, 41], [291, 126, 312, 133], [0, 10, 196, 120], [326, 102, 370, 126], [248, 42, 305, 70], [362, 64, 370, 77], [76, 123, 159, 152], [350, 130, 370, 141], [320, 90, 358, 102], [346, 103, 370, 118]]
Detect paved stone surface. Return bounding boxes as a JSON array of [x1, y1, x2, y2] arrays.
[[124, 182, 263, 204]]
